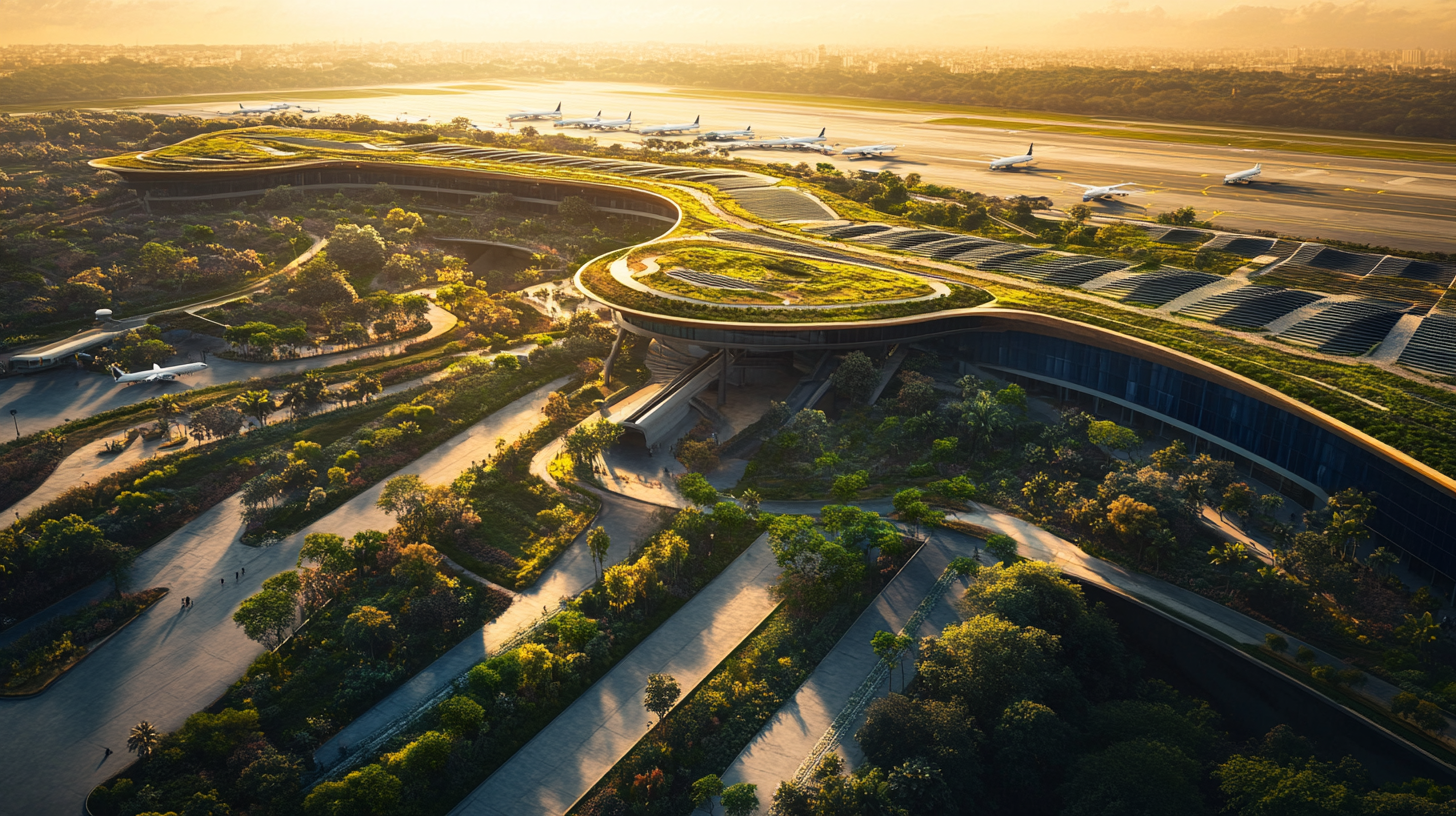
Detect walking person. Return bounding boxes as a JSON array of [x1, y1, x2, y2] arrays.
[[220, 578, 225, 587], [104, 747, 112, 758], [235, 571, 239, 581], [241, 567, 245, 577]]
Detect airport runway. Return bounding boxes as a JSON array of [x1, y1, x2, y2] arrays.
[[127, 79, 1456, 253]]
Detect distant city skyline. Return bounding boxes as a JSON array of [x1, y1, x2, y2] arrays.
[[2, 0, 1455, 50]]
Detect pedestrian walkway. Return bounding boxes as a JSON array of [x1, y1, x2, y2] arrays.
[[448, 533, 782, 816], [0, 377, 568, 816], [719, 529, 974, 804], [314, 489, 661, 772]]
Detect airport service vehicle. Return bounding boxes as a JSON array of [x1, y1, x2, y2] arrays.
[[584, 112, 635, 131], [554, 111, 603, 128], [731, 128, 832, 152], [1071, 182, 1140, 202], [841, 144, 898, 158], [1224, 163, 1263, 184], [232, 102, 291, 115], [703, 125, 754, 141], [989, 144, 1035, 170], [507, 103, 563, 122], [639, 116, 701, 136], [109, 362, 209, 384]]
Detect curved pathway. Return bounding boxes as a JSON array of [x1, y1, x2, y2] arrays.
[[0, 377, 567, 816]]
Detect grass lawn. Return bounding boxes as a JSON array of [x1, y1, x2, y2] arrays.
[[638, 243, 933, 306]]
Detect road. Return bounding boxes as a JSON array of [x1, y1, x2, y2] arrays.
[[0, 301, 454, 440], [0, 376, 566, 816], [124, 79, 1456, 253]]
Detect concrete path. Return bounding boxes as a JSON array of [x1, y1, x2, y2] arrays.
[[448, 533, 782, 816], [314, 490, 662, 772], [1363, 313, 1424, 364], [719, 529, 974, 802], [0, 377, 567, 816]]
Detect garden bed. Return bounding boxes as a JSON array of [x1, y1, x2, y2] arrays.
[[0, 588, 167, 696]]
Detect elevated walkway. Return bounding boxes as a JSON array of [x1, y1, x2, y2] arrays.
[[619, 348, 727, 447]]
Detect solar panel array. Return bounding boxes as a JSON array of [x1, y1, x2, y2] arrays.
[[1090, 269, 1224, 306], [1012, 256, 1132, 286], [1143, 226, 1213, 244], [982, 252, 1059, 273], [1368, 256, 1456, 286], [1175, 286, 1326, 329], [1397, 312, 1456, 376], [728, 188, 836, 221], [817, 223, 893, 239], [1277, 299, 1410, 356], [1200, 235, 1301, 259], [1283, 244, 1383, 276], [710, 231, 896, 270], [665, 268, 768, 291]]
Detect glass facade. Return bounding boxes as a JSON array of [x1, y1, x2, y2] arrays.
[[945, 330, 1456, 577]]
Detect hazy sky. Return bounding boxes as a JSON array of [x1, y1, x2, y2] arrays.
[[2, 0, 1453, 49]]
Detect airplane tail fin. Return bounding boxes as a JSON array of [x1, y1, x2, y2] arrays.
[[818, 128, 826, 137], [109, 364, 123, 381], [554, 102, 561, 112], [1254, 163, 1262, 170], [153, 363, 161, 370], [693, 115, 699, 125], [1028, 143, 1034, 155]]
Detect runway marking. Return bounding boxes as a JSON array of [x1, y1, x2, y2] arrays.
[[1389, 177, 1421, 186]]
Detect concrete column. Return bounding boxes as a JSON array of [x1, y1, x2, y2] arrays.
[[602, 325, 626, 387], [718, 348, 730, 406]]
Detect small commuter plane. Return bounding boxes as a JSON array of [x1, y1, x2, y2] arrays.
[[733, 128, 831, 152], [586, 112, 635, 131], [506, 103, 563, 122], [638, 116, 701, 136], [989, 144, 1035, 170], [232, 102, 290, 115], [703, 125, 754, 141], [109, 361, 209, 384], [554, 111, 603, 128], [1071, 182, 1141, 202], [840, 144, 898, 159], [1224, 163, 1263, 184]]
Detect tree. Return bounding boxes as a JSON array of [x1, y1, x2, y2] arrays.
[[128, 720, 160, 759], [326, 223, 387, 277], [872, 629, 914, 692], [1106, 495, 1160, 545], [644, 672, 681, 723], [1209, 542, 1251, 596], [304, 764, 402, 816], [831, 350, 880, 404], [739, 488, 762, 517], [691, 775, 725, 816], [1063, 738, 1204, 816], [291, 256, 358, 309], [1088, 420, 1140, 461], [1366, 546, 1399, 577], [1265, 633, 1289, 654], [893, 488, 941, 541], [679, 472, 719, 507], [234, 390, 276, 426], [831, 470, 869, 503], [233, 583, 299, 648], [1326, 488, 1374, 561], [438, 695, 485, 738], [97, 325, 175, 371], [558, 195, 596, 223], [1220, 482, 1256, 524], [721, 783, 759, 816], [984, 533, 1019, 563], [961, 390, 1009, 455], [587, 526, 611, 578], [344, 606, 394, 659], [189, 404, 245, 441]]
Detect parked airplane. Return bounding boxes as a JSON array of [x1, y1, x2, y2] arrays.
[[989, 144, 1035, 170], [730, 128, 831, 152], [299, 107, 321, 114], [841, 144, 898, 158], [109, 361, 209, 384], [1071, 182, 1140, 202], [703, 125, 754, 141], [1224, 163, 1263, 184], [554, 111, 603, 128], [639, 116, 701, 136], [585, 112, 634, 131], [232, 102, 291, 115], [506, 103, 563, 122]]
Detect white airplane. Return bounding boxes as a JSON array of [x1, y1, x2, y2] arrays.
[[840, 144, 898, 159], [731, 128, 831, 152], [1224, 163, 1263, 184], [585, 112, 634, 131], [989, 144, 1035, 170], [554, 110, 602, 128], [506, 103, 563, 122], [109, 361, 209, 384], [232, 102, 291, 115], [1071, 182, 1141, 202], [703, 125, 754, 141], [639, 116, 701, 136], [299, 107, 320, 114]]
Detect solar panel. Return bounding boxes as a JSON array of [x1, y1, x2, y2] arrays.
[[1277, 299, 1410, 355], [1176, 286, 1326, 329], [1093, 269, 1224, 306], [1367, 256, 1456, 286], [1397, 312, 1456, 376]]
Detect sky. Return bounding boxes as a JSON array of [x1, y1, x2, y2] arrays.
[[2, 0, 1454, 49]]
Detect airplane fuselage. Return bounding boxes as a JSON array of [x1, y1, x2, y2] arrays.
[[111, 362, 209, 384], [1224, 165, 1263, 184], [704, 129, 754, 141], [507, 104, 563, 122], [989, 155, 1034, 170], [842, 144, 897, 158]]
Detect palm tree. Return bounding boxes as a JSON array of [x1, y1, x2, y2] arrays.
[[356, 373, 383, 402], [128, 721, 160, 759], [1208, 542, 1251, 597], [279, 382, 312, 420], [234, 390, 275, 427], [1367, 546, 1400, 578]]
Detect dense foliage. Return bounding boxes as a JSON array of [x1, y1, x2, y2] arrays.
[[0, 587, 166, 694]]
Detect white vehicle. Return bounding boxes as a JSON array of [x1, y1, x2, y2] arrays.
[[639, 116, 701, 136], [554, 111, 603, 128], [232, 102, 290, 115], [840, 144, 898, 159], [585, 112, 634, 131], [989, 143, 1035, 170], [731, 128, 831, 152], [1071, 182, 1141, 202], [1224, 163, 1263, 184], [506, 103, 563, 122], [703, 125, 754, 141], [109, 361, 209, 384]]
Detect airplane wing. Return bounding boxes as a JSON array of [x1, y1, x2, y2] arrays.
[[1068, 183, 1100, 189]]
